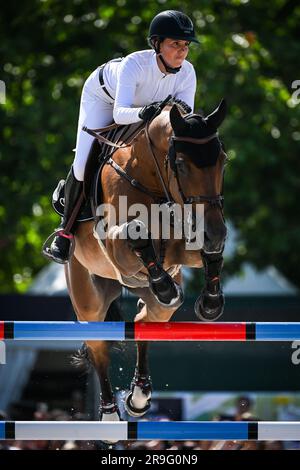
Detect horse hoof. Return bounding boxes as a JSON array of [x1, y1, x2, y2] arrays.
[[194, 290, 225, 322], [124, 390, 151, 418], [124, 372, 152, 417], [150, 276, 184, 309], [99, 400, 122, 444]]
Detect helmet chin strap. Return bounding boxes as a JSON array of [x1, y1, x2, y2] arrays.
[[157, 53, 181, 74]]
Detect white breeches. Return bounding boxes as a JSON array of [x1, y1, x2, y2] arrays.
[[73, 67, 114, 181]]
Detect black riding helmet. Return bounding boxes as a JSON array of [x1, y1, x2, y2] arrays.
[[148, 10, 199, 74], [148, 10, 199, 44]]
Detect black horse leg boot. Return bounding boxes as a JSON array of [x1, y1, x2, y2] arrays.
[[48, 167, 83, 264]]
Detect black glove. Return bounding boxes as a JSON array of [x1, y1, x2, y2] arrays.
[[138, 103, 161, 122]]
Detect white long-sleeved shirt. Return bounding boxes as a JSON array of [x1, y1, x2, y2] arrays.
[[103, 50, 197, 125]]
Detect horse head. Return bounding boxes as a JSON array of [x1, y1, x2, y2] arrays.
[[167, 99, 228, 254]]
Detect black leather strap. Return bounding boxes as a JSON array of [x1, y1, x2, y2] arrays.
[[98, 64, 114, 100], [107, 157, 164, 202]]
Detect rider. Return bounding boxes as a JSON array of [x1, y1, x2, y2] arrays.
[[45, 10, 199, 264]]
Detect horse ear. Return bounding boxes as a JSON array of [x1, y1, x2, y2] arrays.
[[205, 98, 227, 129], [170, 104, 188, 135]]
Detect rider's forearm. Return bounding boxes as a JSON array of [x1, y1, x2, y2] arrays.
[[113, 105, 143, 125]]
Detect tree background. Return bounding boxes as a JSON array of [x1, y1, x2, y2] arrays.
[[0, 0, 299, 293]]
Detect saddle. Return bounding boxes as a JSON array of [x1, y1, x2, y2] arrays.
[[52, 121, 146, 222]]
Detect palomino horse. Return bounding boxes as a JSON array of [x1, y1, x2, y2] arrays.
[[66, 98, 227, 432]]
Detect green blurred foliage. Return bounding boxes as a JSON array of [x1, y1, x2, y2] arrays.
[[0, 0, 300, 292]]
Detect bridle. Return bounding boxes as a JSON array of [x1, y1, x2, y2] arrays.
[[144, 123, 225, 210], [167, 133, 224, 209]]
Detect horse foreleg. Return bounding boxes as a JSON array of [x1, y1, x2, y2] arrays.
[[108, 219, 183, 308], [194, 251, 225, 321], [133, 271, 182, 323]]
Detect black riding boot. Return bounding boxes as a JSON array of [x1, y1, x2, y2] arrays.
[[47, 167, 83, 264]]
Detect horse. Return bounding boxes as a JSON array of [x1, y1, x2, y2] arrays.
[[65, 98, 227, 435]]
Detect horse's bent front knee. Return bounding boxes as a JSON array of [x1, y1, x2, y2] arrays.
[[106, 221, 143, 276]]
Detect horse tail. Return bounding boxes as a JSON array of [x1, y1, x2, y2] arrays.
[[71, 342, 92, 373]]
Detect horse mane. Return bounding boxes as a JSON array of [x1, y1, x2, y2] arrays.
[[165, 97, 192, 115]]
